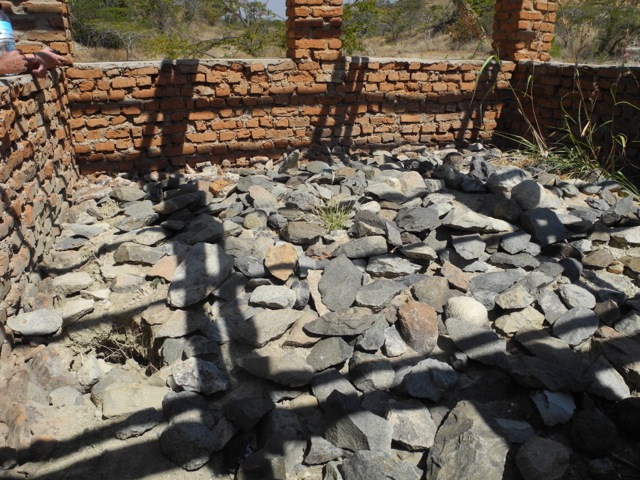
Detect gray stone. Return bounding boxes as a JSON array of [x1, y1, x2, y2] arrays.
[[530, 390, 576, 426], [52, 271, 94, 296], [426, 400, 510, 480], [349, 352, 395, 393], [399, 242, 438, 261], [311, 369, 359, 405], [334, 236, 388, 259], [559, 284, 596, 309], [325, 391, 393, 453], [494, 306, 545, 336], [356, 279, 405, 311], [113, 243, 165, 265], [319, 255, 363, 311], [61, 298, 95, 324], [112, 185, 146, 202], [395, 206, 441, 234], [445, 317, 507, 367], [307, 337, 354, 372], [552, 307, 599, 346], [570, 409, 618, 457], [495, 285, 535, 310], [167, 243, 234, 308], [281, 221, 326, 245], [114, 409, 163, 440], [521, 208, 571, 247], [102, 383, 169, 419], [516, 436, 571, 480], [234, 254, 267, 278], [170, 357, 230, 395], [386, 399, 437, 451], [537, 289, 568, 323], [366, 254, 422, 278], [305, 436, 344, 465], [443, 206, 515, 233], [394, 358, 458, 401], [243, 210, 268, 229], [304, 308, 379, 336], [452, 234, 486, 260], [339, 450, 422, 480], [469, 269, 523, 295], [487, 166, 529, 194], [412, 276, 452, 313], [160, 420, 218, 471], [489, 252, 540, 269], [233, 308, 302, 347], [585, 356, 631, 401], [7, 309, 63, 336], [383, 327, 407, 357], [249, 285, 296, 309], [501, 230, 532, 254], [237, 351, 314, 387], [356, 317, 387, 351]]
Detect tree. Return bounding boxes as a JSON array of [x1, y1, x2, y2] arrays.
[[341, 0, 379, 54]]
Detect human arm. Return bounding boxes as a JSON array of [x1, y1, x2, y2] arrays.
[[33, 47, 70, 70], [0, 50, 28, 75]]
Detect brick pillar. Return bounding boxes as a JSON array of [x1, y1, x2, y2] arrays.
[[492, 0, 557, 62], [2, 0, 73, 56], [286, 0, 343, 61]]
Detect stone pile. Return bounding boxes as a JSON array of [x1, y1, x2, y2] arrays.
[[2, 144, 640, 479]]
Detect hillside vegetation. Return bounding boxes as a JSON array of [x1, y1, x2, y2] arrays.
[[69, 0, 640, 64]]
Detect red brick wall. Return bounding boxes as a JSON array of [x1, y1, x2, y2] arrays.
[[492, 0, 557, 62], [0, 72, 78, 314], [1, 0, 73, 57], [66, 59, 514, 173], [500, 62, 640, 159]]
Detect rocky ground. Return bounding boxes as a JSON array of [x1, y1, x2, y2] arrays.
[[2, 144, 640, 479]]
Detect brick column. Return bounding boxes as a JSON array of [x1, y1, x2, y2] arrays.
[[492, 0, 557, 62], [286, 0, 343, 61], [2, 0, 73, 56]]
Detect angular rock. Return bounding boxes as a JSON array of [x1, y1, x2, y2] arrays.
[[516, 436, 571, 480], [520, 208, 571, 247], [339, 450, 422, 480], [530, 390, 576, 426], [102, 383, 169, 419], [237, 351, 314, 387], [386, 399, 437, 451], [324, 391, 393, 453], [306, 337, 354, 372], [170, 357, 230, 395], [167, 243, 234, 308], [334, 236, 388, 259], [264, 243, 298, 281], [319, 255, 363, 311], [426, 400, 510, 480], [304, 308, 379, 337], [7, 309, 63, 336], [394, 358, 458, 401], [446, 317, 507, 366], [397, 299, 438, 355], [249, 285, 296, 309], [233, 308, 302, 347], [552, 307, 599, 346]]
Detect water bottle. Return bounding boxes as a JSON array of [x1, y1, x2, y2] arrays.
[[0, 10, 16, 54]]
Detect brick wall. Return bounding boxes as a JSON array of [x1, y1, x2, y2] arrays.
[[492, 0, 558, 62], [1, 0, 73, 57], [500, 62, 640, 159], [0, 72, 78, 317], [66, 58, 514, 173]]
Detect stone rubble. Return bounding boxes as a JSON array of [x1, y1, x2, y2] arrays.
[[2, 144, 640, 479]]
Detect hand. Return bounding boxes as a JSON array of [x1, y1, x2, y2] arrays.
[[0, 50, 29, 75], [34, 47, 70, 70], [26, 55, 47, 78]]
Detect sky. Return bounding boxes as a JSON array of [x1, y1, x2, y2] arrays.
[[267, 0, 287, 19]]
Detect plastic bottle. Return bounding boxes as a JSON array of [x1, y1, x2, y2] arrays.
[[0, 10, 16, 54]]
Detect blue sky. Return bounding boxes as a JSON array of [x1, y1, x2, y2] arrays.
[[267, 0, 287, 18]]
